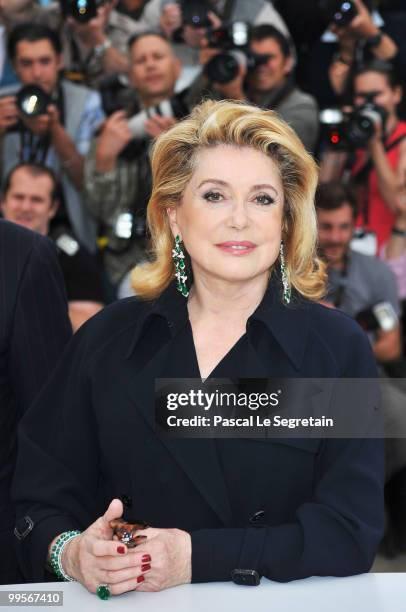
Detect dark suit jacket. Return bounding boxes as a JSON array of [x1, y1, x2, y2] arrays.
[[0, 220, 72, 584], [12, 281, 384, 583]]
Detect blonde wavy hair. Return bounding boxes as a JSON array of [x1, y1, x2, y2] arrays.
[[131, 99, 326, 301]]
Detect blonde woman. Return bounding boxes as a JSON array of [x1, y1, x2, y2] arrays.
[[13, 100, 384, 596]]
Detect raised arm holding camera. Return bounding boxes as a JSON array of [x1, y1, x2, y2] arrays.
[[319, 60, 406, 252], [0, 23, 105, 252], [155, 0, 292, 87], [187, 23, 318, 152], [60, 0, 135, 85], [326, 0, 398, 98]]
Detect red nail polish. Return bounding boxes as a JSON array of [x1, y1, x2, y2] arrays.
[[141, 555, 151, 563], [117, 546, 125, 554], [141, 564, 151, 572], [137, 575, 145, 584]]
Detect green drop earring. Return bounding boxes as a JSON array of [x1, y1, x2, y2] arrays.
[[280, 241, 291, 305], [172, 235, 189, 297]]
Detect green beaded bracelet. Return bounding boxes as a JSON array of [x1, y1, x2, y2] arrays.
[[49, 530, 81, 581]]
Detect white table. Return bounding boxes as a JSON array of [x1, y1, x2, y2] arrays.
[[0, 574, 404, 611]]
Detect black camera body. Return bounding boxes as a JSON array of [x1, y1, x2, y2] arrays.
[[99, 75, 190, 160], [319, 0, 357, 27], [320, 101, 388, 149], [205, 49, 269, 84], [60, 0, 104, 23], [347, 101, 388, 147], [203, 21, 269, 85]]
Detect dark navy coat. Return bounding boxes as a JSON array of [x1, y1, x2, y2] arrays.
[[12, 280, 384, 583]]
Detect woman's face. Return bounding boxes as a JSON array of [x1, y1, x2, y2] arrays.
[[167, 145, 285, 285]]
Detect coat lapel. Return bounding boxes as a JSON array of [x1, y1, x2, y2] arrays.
[[125, 324, 233, 526]]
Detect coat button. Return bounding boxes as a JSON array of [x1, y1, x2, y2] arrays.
[[121, 494, 133, 508], [249, 510, 265, 525]]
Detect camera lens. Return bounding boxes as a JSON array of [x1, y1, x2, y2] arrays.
[[16, 85, 50, 117], [347, 113, 375, 147], [205, 53, 239, 84]]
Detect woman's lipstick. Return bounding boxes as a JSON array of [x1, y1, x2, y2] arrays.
[[215, 241, 257, 255]]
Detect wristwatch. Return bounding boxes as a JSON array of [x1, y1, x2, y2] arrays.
[[366, 31, 383, 49], [93, 38, 112, 58]]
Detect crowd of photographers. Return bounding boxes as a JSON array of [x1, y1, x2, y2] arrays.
[[1, 0, 406, 575]]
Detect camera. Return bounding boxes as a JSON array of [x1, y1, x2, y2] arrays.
[[320, 100, 388, 149], [99, 74, 190, 144], [347, 101, 388, 146], [355, 302, 398, 332], [16, 85, 51, 117], [99, 73, 133, 117], [99, 78, 189, 160], [206, 21, 251, 49], [59, 0, 104, 23], [181, 0, 211, 28], [203, 22, 269, 85], [126, 93, 189, 140], [319, 0, 357, 27], [112, 211, 146, 244], [205, 50, 269, 84]]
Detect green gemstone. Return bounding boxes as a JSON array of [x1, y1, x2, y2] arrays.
[[97, 585, 111, 600], [179, 260, 185, 270]]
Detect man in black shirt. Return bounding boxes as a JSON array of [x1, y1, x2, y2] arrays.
[[1, 163, 104, 331]]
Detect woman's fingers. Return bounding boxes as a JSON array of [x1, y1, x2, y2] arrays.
[[88, 499, 124, 541], [100, 563, 152, 587], [91, 539, 129, 557], [108, 573, 147, 596], [102, 498, 124, 525], [98, 551, 148, 572]]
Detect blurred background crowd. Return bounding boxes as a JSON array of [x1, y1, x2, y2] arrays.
[[1, 0, 406, 571]]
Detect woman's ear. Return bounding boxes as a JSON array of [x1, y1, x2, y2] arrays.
[[166, 207, 181, 239]]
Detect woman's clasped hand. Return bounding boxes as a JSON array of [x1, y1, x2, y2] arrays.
[[59, 499, 192, 594]]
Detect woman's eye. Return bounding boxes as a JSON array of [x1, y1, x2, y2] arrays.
[[203, 191, 223, 202], [255, 194, 275, 206]]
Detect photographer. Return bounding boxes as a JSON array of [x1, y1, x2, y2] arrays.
[[60, 0, 148, 87], [0, 0, 60, 90], [84, 31, 183, 290], [316, 180, 406, 541], [320, 60, 406, 251], [316, 181, 401, 366], [0, 23, 104, 252], [157, 0, 291, 82], [0, 163, 105, 332], [327, 0, 398, 99], [187, 24, 318, 152]]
